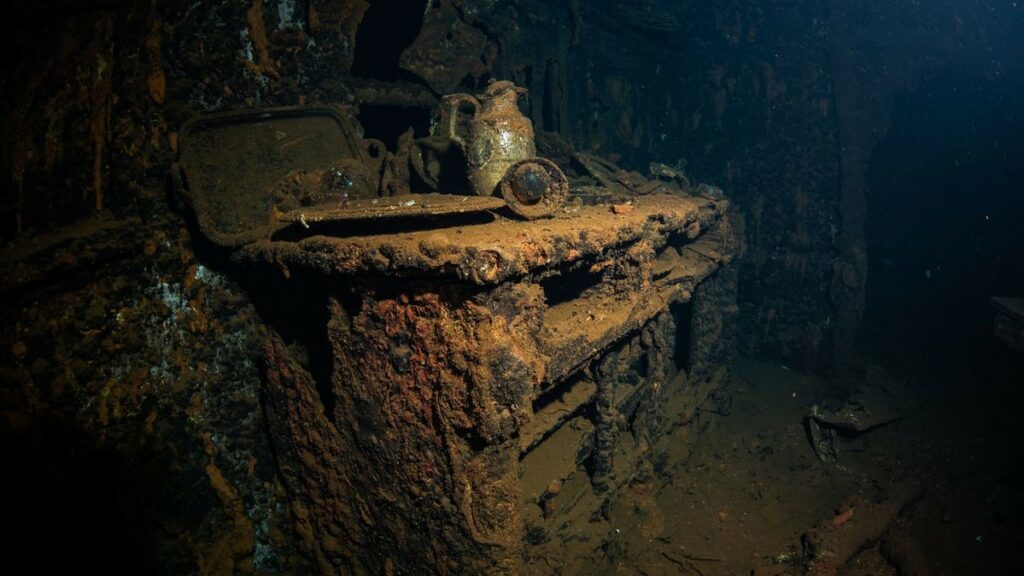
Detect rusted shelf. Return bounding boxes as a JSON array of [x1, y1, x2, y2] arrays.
[[540, 233, 726, 385], [235, 194, 725, 284], [520, 376, 597, 453]]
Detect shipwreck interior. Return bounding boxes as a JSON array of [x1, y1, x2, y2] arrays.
[[1, 1, 1023, 575]]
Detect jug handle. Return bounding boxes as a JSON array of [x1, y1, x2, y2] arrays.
[[441, 94, 480, 149]]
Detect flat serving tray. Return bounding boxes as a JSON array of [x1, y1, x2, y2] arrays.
[[276, 194, 506, 227]]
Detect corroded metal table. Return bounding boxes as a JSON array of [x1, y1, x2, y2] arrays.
[[249, 194, 739, 574]]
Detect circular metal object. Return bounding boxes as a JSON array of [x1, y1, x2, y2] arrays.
[[498, 158, 569, 219]]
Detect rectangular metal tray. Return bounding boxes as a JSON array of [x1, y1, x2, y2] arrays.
[[175, 106, 368, 248]]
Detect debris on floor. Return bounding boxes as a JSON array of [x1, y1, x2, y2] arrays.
[[806, 380, 905, 463]]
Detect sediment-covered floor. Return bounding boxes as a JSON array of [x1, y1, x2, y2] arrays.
[[529, 359, 1023, 575]]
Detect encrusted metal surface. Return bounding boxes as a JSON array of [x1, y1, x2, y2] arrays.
[[237, 194, 726, 284], [251, 191, 739, 574]]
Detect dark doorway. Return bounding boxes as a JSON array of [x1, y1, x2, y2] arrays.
[[351, 0, 429, 80]]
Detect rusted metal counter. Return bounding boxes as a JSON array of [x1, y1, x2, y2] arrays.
[[247, 194, 739, 574]]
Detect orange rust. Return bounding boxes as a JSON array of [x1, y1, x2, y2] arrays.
[[245, 0, 280, 79], [831, 506, 855, 527], [198, 460, 256, 576]]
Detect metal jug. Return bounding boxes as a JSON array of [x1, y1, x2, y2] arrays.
[[443, 80, 535, 196]]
